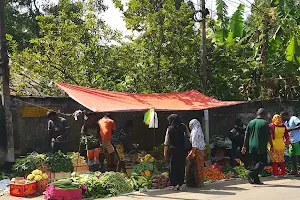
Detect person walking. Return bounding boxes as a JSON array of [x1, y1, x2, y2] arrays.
[[81, 112, 101, 172], [98, 113, 116, 170], [164, 114, 186, 191], [242, 108, 273, 184], [186, 119, 205, 188], [229, 119, 247, 167], [281, 112, 300, 176], [268, 114, 289, 177], [47, 111, 70, 153]]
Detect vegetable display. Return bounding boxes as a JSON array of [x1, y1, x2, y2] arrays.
[[204, 167, 226, 181], [26, 169, 48, 181], [221, 166, 238, 179], [52, 178, 82, 190], [98, 172, 133, 196], [142, 154, 155, 163], [233, 166, 248, 179], [0, 172, 9, 180], [264, 166, 286, 175], [152, 173, 170, 189], [70, 152, 87, 167], [77, 174, 109, 198], [46, 151, 74, 173], [132, 162, 156, 175], [261, 167, 272, 177], [12, 153, 46, 177]]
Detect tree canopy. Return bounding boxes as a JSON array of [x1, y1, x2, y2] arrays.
[[7, 0, 300, 100]]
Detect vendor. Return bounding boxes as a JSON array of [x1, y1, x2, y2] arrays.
[[47, 111, 69, 153], [81, 112, 101, 172], [112, 120, 133, 174], [98, 113, 116, 170]]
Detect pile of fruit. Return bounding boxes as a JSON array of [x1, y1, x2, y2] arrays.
[[26, 169, 48, 181], [152, 172, 170, 189], [204, 167, 226, 181], [142, 154, 155, 163], [70, 152, 87, 167]]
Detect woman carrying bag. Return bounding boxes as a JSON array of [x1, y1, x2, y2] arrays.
[[164, 114, 187, 191]]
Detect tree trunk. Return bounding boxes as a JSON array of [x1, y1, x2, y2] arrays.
[[0, 0, 15, 162]]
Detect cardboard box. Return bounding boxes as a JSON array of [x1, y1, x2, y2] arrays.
[[10, 181, 37, 197], [37, 179, 48, 194], [74, 165, 89, 174], [50, 172, 71, 181]]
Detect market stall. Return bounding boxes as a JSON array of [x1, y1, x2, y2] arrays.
[[55, 82, 243, 172], [7, 82, 248, 199]]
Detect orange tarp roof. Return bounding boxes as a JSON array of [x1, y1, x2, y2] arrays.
[[56, 82, 243, 112]]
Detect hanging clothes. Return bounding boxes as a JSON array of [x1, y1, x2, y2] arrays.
[[149, 109, 158, 128]]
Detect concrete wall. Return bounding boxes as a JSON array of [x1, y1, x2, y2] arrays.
[[8, 97, 203, 157], [208, 100, 300, 136], [1, 96, 300, 162]]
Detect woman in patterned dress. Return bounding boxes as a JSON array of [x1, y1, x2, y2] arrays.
[[186, 119, 205, 187], [268, 114, 290, 177]]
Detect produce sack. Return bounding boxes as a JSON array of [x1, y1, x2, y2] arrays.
[[44, 185, 82, 200]]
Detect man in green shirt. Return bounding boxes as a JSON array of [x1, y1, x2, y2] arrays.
[[242, 108, 273, 184]]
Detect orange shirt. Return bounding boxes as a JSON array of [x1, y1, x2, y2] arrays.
[[98, 117, 116, 141]]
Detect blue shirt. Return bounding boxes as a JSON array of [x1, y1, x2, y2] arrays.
[[285, 116, 300, 143]]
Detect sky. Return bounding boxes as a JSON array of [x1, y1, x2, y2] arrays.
[[102, 0, 254, 35]]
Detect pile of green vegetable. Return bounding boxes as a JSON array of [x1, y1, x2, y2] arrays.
[[52, 178, 82, 190], [77, 173, 109, 198], [51, 172, 132, 198], [46, 151, 74, 173], [130, 172, 152, 191], [12, 153, 46, 177], [0, 172, 10, 180], [98, 172, 133, 196], [132, 162, 156, 175], [233, 166, 248, 179]]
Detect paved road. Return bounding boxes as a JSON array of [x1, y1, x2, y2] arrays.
[[2, 177, 300, 200], [110, 177, 300, 200]]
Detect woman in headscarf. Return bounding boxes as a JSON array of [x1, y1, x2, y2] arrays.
[[186, 119, 205, 187], [268, 114, 289, 177], [164, 114, 186, 191]]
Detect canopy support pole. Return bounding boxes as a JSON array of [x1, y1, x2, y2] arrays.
[[153, 109, 156, 147], [204, 110, 209, 143]]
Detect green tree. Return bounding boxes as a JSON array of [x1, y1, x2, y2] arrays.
[[113, 0, 201, 93], [9, 0, 121, 96]]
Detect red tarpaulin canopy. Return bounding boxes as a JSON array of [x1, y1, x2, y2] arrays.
[[56, 82, 243, 112]]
